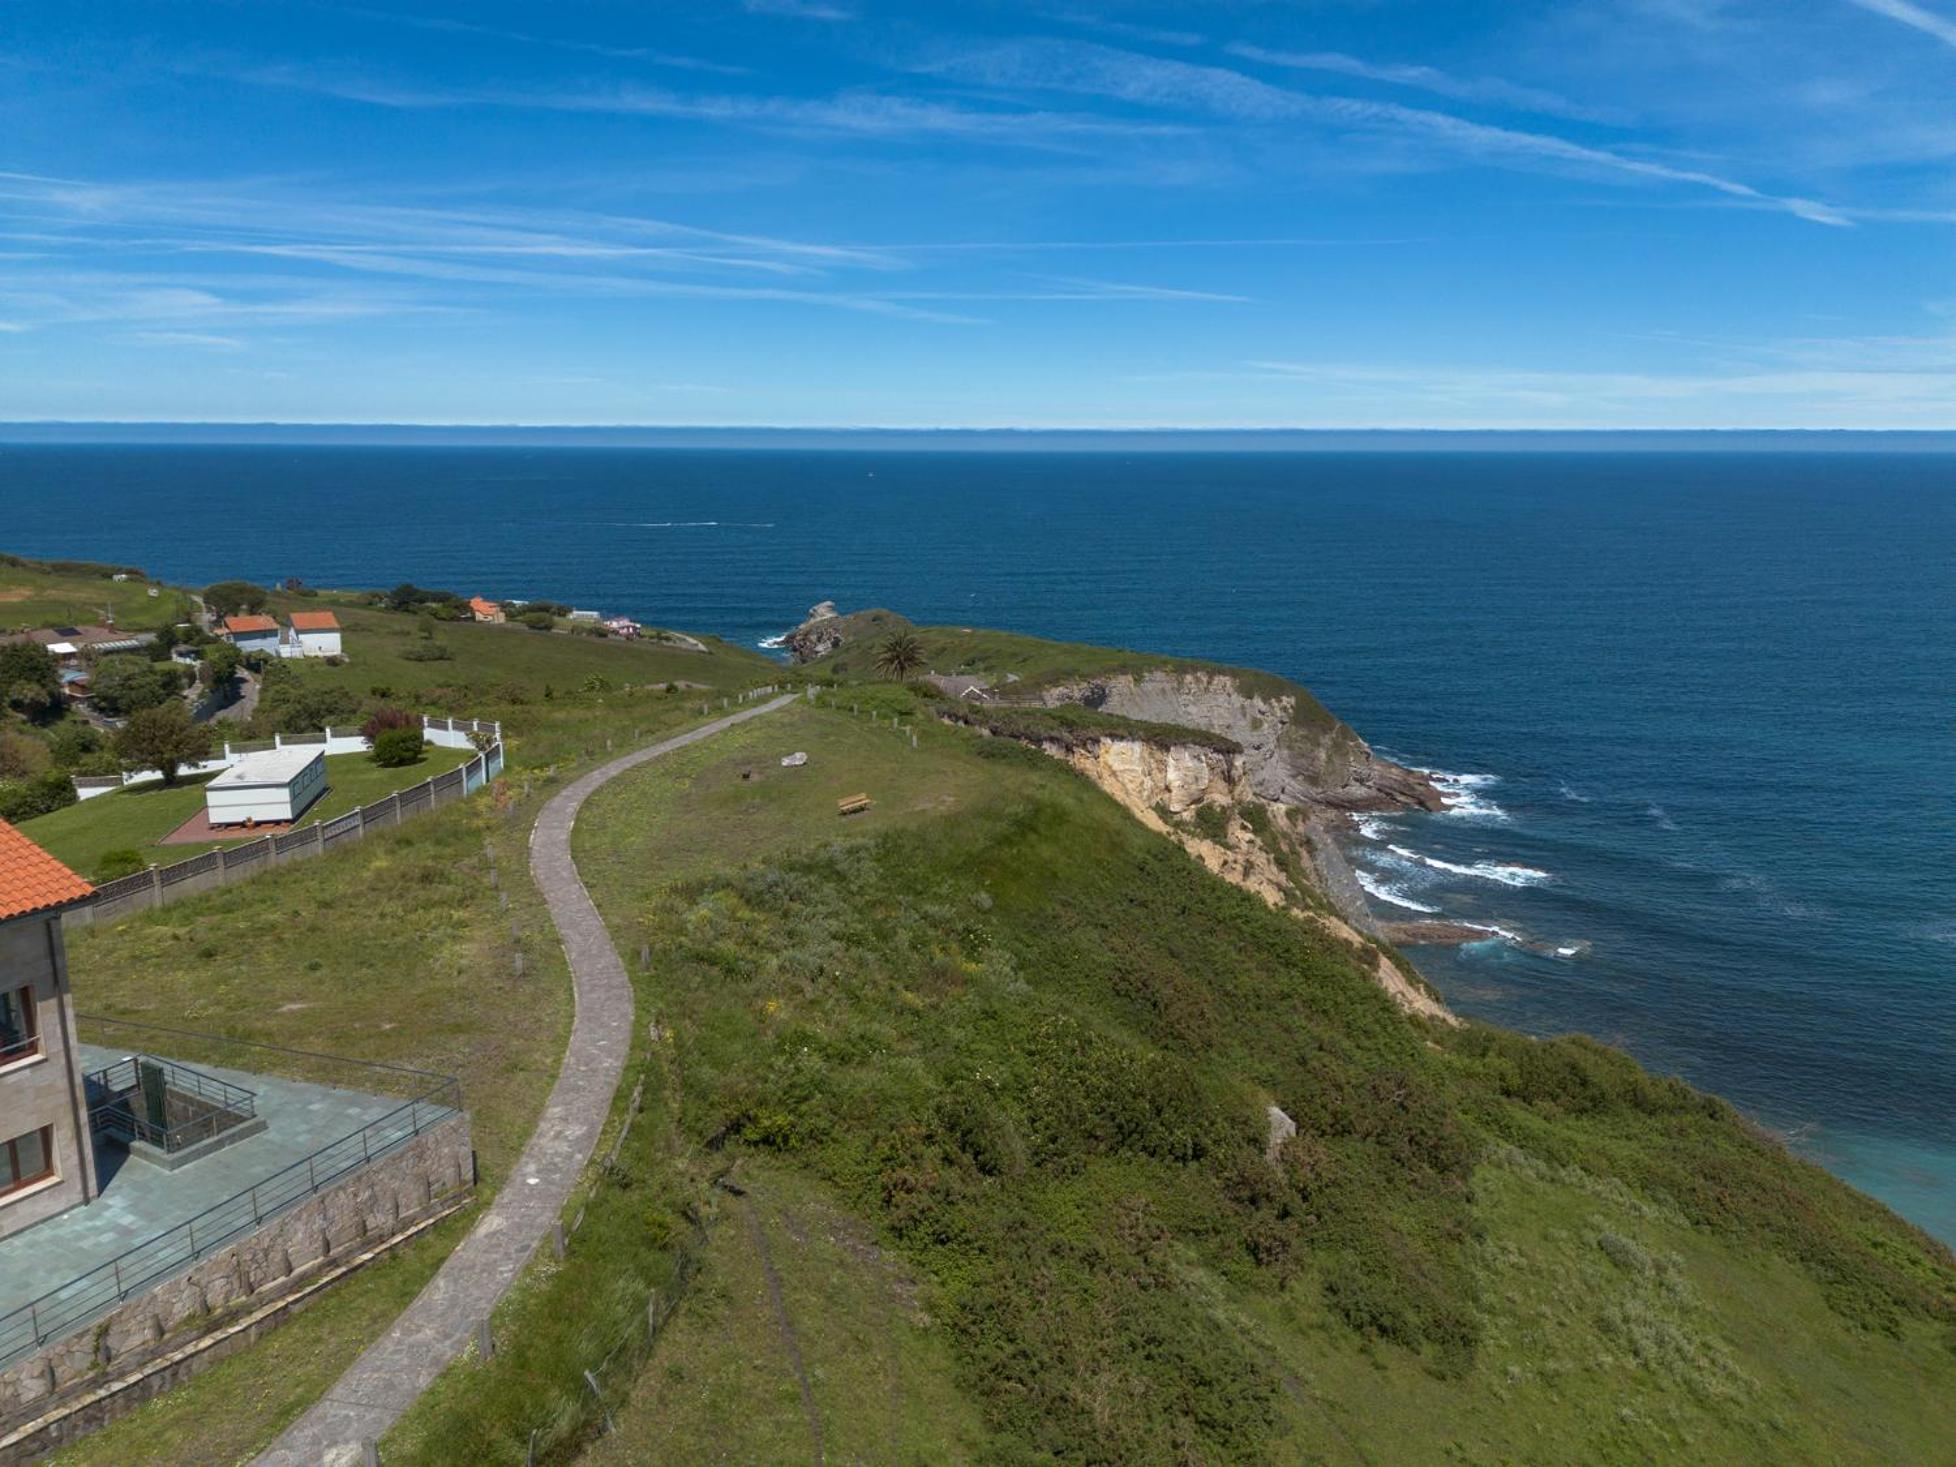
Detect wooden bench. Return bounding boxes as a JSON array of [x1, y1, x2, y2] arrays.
[[837, 792, 873, 817]]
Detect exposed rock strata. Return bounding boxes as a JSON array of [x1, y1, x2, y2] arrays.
[[1033, 670, 1442, 814]]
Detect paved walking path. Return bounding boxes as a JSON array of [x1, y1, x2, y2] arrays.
[[257, 695, 796, 1466]]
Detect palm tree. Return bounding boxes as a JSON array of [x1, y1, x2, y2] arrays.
[[875, 631, 925, 682]]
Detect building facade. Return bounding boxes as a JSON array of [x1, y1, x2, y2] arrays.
[[219, 614, 281, 656], [0, 823, 97, 1240]]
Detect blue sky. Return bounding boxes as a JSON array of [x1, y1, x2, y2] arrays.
[[2, 0, 1954, 428]]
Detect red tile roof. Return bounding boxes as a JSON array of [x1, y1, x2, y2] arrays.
[[288, 610, 340, 631], [223, 614, 279, 634], [468, 597, 502, 616], [0, 820, 93, 922]]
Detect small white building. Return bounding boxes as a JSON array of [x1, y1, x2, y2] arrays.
[[204, 748, 328, 827], [285, 610, 343, 658]]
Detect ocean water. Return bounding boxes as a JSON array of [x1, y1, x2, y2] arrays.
[[5, 444, 1953, 1243]]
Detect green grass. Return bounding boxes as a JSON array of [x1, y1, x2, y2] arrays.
[[584, 1161, 986, 1466], [266, 594, 771, 704], [18, 746, 473, 880], [534, 703, 1956, 1465], [48, 1212, 471, 1467], [809, 611, 1342, 731], [0, 554, 199, 634]]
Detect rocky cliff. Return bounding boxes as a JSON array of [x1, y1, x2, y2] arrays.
[[1034, 669, 1442, 814]]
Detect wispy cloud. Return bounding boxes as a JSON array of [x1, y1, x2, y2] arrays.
[[0, 170, 1244, 332], [125, 330, 247, 350], [216, 62, 1181, 148], [1842, 0, 1956, 48], [1224, 43, 1625, 125], [743, 0, 856, 19], [918, 40, 1848, 225], [323, 5, 753, 75]]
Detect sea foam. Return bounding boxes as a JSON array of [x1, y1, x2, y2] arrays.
[[1419, 768, 1511, 823], [1386, 845, 1551, 887], [1356, 871, 1441, 914]]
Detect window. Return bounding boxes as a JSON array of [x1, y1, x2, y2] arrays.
[[0, 986, 39, 1066], [0, 1126, 54, 1196]]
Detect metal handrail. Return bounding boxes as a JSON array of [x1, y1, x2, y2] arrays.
[[0, 1073, 462, 1369], [85, 1054, 259, 1153]]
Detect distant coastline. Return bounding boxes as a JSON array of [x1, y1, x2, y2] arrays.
[[5, 422, 1956, 452]]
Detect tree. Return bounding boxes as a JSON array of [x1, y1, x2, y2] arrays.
[[361, 706, 418, 743], [112, 702, 213, 785], [0, 731, 49, 781], [203, 580, 269, 617], [0, 642, 61, 723], [203, 641, 243, 686], [875, 631, 925, 682], [90, 654, 181, 717]]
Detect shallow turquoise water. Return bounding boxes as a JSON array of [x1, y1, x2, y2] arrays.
[[6, 445, 1953, 1242]]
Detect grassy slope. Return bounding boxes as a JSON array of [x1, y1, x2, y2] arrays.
[[18, 745, 473, 878], [0, 556, 198, 634], [810, 612, 1341, 729], [552, 703, 1956, 1466], [44, 599, 775, 1467]]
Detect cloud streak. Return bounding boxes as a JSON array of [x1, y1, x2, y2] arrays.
[[1843, 0, 1956, 48], [1225, 43, 1622, 124], [918, 40, 1848, 226]]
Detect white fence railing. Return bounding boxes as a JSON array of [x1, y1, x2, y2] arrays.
[[73, 716, 502, 799]]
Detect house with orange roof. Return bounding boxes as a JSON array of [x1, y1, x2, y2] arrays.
[[0, 822, 98, 1238], [218, 613, 281, 657], [467, 596, 505, 624], [285, 609, 342, 658]]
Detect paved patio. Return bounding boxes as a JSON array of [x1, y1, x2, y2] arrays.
[[0, 1045, 423, 1320]]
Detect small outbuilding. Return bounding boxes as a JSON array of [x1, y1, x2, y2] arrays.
[[203, 748, 328, 828], [467, 597, 505, 624]]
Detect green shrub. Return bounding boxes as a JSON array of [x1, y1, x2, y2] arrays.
[[0, 770, 79, 822], [95, 848, 146, 882], [371, 726, 425, 767]]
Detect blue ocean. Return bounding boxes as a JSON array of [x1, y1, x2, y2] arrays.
[[5, 444, 1953, 1244]]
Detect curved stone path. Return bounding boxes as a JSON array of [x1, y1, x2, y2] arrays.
[[258, 695, 796, 1466]]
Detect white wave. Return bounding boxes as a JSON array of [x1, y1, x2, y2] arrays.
[[1356, 871, 1441, 914], [1352, 815, 1389, 841], [1553, 943, 1586, 958], [1386, 845, 1551, 887], [1557, 781, 1592, 803], [1417, 767, 1511, 823], [1459, 920, 1526, 946], [1645, 803, 1678, 831], [757, 633, 789, 649], [624, 520, 776, 529]]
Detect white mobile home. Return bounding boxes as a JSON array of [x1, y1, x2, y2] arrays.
[[203, 748, 328, 827]]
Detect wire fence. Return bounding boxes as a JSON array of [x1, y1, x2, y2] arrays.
[[65, 738, 505, 928]]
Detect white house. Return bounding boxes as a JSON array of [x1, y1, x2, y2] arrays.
[[203, 748, 328, 827], [602, 616, 641, 639], [285, 610, 342, 658], [220, 615, 281, 657]]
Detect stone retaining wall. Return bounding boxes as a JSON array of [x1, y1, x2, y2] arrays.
[[0, 1113, 472, 1452]]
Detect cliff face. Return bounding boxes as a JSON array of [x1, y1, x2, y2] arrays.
[[1044, 731, 1456, 1025], [1034, 670, 1442, 814]]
